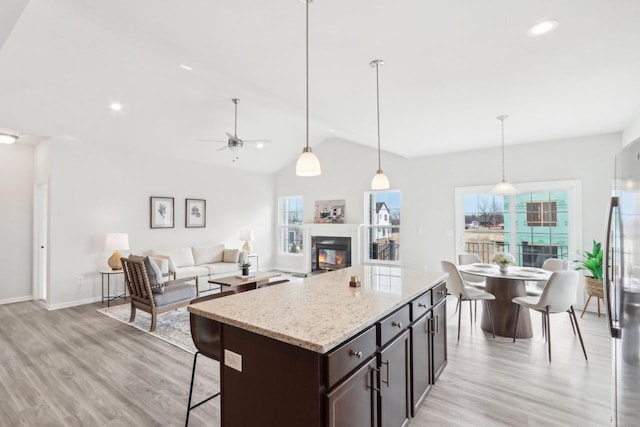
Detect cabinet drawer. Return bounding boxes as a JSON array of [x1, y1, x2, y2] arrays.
[[411, 290, 431, 321], [431, 281, 447, 305], [378, 305, 410, 348], [325, 326, 377, 389]]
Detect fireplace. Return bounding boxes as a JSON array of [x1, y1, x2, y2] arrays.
[[311, 236, 351, 272]]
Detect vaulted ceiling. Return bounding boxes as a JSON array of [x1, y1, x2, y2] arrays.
[[1, 0, 640, 172]]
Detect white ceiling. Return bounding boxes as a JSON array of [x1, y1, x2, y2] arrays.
[[1, 0, 639, 173]]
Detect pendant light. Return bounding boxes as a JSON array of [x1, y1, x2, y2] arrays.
[[295, 0, 321, 177], [490, 115, 518, 195], [370, 59, 390, 190]]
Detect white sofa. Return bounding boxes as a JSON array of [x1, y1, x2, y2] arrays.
[[150, 245, 247, 291]]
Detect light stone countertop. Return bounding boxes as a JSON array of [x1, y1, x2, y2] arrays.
[[188, 265, 447, 354]]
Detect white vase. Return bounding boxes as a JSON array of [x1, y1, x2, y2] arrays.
[[499, 264, 509, 273]]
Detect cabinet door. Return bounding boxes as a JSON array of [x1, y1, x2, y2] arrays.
[[431, 299, 447, 384], [379, 329, 410, 427], [410, 313, 431, 416], [326, 357, 378, 427]]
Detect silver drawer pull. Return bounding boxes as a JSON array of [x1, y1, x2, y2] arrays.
[[349, 350, 363, 358], [418, 303, 427, 308], [392, 321, 403, 328], [437, 290, 446, 295]]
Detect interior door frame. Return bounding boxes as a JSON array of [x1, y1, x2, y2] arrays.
[[33, 182, 48, 302]]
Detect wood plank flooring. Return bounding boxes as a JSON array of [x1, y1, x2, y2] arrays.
[[0, 295, 612, 426]]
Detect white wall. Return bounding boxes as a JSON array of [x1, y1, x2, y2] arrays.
[[623, 111, 640, 146], [45, 140, 274, 308], [273, 138, 408, 272], [0, 143, 34, 303], [274, 134, 621, 278]]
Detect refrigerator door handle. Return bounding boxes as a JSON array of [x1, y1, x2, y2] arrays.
[[604, 196, 622, 339]]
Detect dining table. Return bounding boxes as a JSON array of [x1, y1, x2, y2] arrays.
[[458, 263, 551, 338]]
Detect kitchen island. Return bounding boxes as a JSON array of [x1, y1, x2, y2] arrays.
[[188, 265, 448, 427]]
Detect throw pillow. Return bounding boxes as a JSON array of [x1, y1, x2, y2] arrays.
[[223, 249, 240, 263], [142, 256, 166, 294]]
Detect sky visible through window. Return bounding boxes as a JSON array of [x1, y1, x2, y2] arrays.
[[464, 194, 504, 214]]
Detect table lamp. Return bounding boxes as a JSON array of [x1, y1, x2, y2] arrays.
[[238, 229, 254, 254], [105, 233, 129, 270]]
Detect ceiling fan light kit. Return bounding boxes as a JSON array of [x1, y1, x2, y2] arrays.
[[370, 59, 390, 190], [490, 114, 518, 195], [295, 0, 321, 177]]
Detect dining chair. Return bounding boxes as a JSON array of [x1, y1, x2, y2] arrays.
[[441, 261, 496, 341], [458, 253, 487, 290], [526, 258, 568, 297], [512, 270, 587, 362], [185, 290, 236, 426]]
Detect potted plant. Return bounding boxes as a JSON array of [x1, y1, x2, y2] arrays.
[[239, 261, 252, 276], [576, 240, 604, 299], [493, 252, 515, 273]]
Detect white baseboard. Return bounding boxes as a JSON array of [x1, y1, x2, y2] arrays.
[[0, 295, 33, 306], [47, 296, 102, 311]]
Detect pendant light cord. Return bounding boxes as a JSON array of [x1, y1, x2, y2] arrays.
[[305, 0, 310, 150], [375, 61, 381, 171], [497, 115, 508, 181]]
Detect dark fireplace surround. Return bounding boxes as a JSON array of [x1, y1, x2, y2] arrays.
[[311, 236, 352, 272]]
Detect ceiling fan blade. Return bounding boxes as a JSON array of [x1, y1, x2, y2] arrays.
[[196, 138, 227, 144], [243, 140, 272, 145], [217, 146, 229, 152], [226, 132, 236, 140]]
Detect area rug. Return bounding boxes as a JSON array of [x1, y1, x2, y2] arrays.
[[97, 304, 196, 354]]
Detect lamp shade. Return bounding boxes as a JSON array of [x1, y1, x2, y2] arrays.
[[490, 180, 519, 195], [239, 229, 254, 242], [296, 147, 321, 176], [105, 233, 129, 251], [371, 170, 390, 190]]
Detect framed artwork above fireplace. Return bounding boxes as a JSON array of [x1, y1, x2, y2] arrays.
[[314, 199, 345, 224]]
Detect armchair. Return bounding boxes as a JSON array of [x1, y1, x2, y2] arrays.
[[121, 255, 197, 332]]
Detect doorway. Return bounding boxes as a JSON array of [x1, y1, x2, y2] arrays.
[[33, 183, 48, 302]]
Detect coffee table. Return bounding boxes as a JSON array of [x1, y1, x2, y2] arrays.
[[208, 271, 281, 292]]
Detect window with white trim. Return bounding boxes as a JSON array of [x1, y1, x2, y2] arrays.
[[365, 190, 401, 262], [279, 196, 304, 254], [455, 181, 580, 268]]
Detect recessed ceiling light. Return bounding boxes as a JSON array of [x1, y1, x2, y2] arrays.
[[110, 102, 122, 111], [179, 64, 193, 71], [0, 133, 18, 144], [256, 142, 264, 149], [527, 20, 559, 36]]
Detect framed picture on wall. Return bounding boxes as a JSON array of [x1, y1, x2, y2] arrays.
[[186, 198, 206, 228], [314, 199, 346, 224], [150, 196, 175, 229]]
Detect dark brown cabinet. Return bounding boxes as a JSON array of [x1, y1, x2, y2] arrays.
[[431, 299, 447, 384], [378, 329, 411, 427], [410, 313, 431, 415], [326, 357, 378, 427]]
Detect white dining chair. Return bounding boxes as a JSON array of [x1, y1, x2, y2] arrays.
[[441, 261, 496, 341], [512, 270, 587, 362], [458, 253, 487, 290], [526, 258, 568, 297]]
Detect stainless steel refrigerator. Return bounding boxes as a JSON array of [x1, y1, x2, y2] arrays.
[[604, 137, 640, 426]]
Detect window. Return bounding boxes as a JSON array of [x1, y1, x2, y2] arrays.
[[455, 181, 580, 268], [279, 196, 303, 254], [365, 190, 401, 262], [526, 201, 557, 226]]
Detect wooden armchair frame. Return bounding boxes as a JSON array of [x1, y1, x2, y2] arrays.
[[121, 256, 196, 332]]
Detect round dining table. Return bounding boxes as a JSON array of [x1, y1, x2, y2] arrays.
[[458, 264, 551, 338]]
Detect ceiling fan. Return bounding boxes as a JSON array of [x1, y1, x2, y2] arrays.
[[197, 98, 270, 162]]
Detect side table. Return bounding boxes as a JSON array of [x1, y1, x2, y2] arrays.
[[100, 269, 126, 307], [247, 253, 259, 272]]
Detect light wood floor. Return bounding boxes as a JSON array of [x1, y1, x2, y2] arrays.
[[0, 296, 612, 426]]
